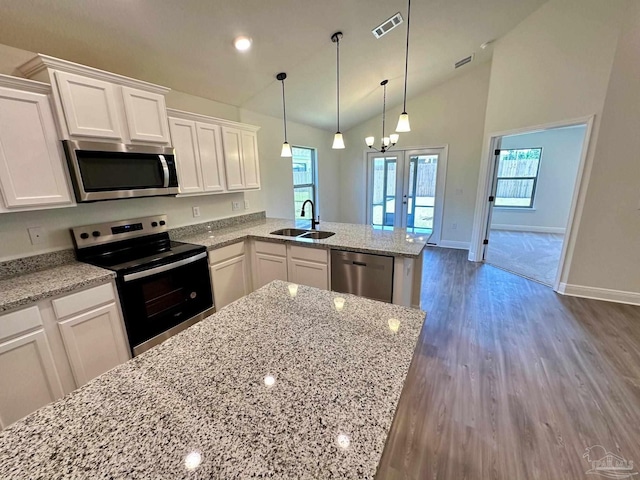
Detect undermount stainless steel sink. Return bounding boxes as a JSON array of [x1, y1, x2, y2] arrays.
[[299, 231, 335, 239], [270, 228, 335, 240]]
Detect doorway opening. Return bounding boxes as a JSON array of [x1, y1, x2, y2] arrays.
[[366, 147, 447, 244], [482, 123, 590, 287]]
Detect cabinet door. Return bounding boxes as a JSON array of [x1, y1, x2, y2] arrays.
[[255, 253, 288, 289], [58, 303, 129, 387], [210, 255, 249, 309], [0, 87, 73, 208], [196, 122, 226, 192], [289, 259, 329, 290], [55, 71, 123, 140], [169, 118, 204, 194], [121, 86, 170, 144], [0, 329, 64, 429], [221, 126, 245, 190], [241, 130, 261, 189]]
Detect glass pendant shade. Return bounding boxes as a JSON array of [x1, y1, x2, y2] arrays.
[[365, 136, 375, 147], [281, 142, 292, 158], [383, 137, 390, 147], [396, 112, 411, 132], [390, 133, 399, 144], [332, 132, 345, 149]]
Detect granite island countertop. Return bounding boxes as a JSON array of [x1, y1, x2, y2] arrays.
[[174, 217, 428, 257], [0, 281, 425, 479], [0, 261, 115, 313]]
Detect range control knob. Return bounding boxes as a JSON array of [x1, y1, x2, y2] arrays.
[[151, 221, 158, 227], [92, 231, 101, 238], [159, 220, 166, 226], [80, 233, 89, 240]]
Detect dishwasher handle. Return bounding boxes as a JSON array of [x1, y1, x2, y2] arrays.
[[352, 261, 367, 267]]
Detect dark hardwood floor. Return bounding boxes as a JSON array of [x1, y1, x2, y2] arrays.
[[377, 247, 640, 479]]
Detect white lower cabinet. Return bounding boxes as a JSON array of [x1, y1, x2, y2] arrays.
[[209, 241, 251, 309], [0, 281, 129, 430], [287, 245, 329, 290], [253, 241, 288, 289], [57, 303, 129, 387], [0, 307, 64, 430]]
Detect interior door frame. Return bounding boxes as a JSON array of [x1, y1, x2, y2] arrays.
[[365, 145, 448, 244], [469, 116, 595, 292]]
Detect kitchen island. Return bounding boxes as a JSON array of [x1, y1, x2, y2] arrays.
[[0, 281, 425, 479]]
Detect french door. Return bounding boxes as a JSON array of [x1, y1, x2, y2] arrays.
[[366, 147, 446, 243]]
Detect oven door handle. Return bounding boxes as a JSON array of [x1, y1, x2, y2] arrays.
[[159, 154, 170, 188], [122, 252, 207, 282]]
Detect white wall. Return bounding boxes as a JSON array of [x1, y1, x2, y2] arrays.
[[491, 125, 586, 233], [565, 0, 640, 296], [469, 0, 629, 273], [0, 43, 339, 261], [339, 61, 491, 246], [239, 109, 341, 223]]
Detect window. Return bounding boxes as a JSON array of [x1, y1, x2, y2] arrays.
[[495, 148, 542, 207], [292, 146, 317, 220]]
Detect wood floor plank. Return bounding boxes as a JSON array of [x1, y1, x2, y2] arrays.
[[376, 248, 640, 479]]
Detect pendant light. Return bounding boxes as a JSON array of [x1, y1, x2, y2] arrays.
[[277, 72, 292, 157], [331, 31, 345, 149], [396, 0, 412, 132], [365, 80, 399, 153]]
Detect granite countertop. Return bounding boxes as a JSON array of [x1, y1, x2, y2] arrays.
[[0, 280, 425, 479], [176, 218, 428, 257], [0, 262, 115, 313]]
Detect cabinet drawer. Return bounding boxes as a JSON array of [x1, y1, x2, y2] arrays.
[[289, 245, 328, 264], [255, 240, 286, 257], [0, 306, 43, 342], [209, 241, 245, 264], [52, 283, 116, 319]]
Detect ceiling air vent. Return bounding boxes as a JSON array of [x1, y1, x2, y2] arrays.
[[372, 13, 403, 39], [455, 54, 474, 69]]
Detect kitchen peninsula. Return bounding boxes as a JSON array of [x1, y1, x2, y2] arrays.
[[0, 281, 425, 479]]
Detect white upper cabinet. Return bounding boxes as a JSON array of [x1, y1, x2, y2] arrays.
[[196, 122, 226, 192], [0, 76, 74, 211], [19, 54, 171, 146], [168, 109, 259, 195], [121, 86, 170, 144], [241, 130, 261, 189], [222, 127, 245, 191], [169, 118, 204, 194], [55, 71, 123, 140]]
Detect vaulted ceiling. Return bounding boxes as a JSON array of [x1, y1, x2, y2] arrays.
[[0, 0, 546, 131]]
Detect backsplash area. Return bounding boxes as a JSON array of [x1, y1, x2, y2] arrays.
[[0, 211, 266, 278]]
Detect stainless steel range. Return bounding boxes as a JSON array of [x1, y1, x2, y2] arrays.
[[72, 215, 214, 356]]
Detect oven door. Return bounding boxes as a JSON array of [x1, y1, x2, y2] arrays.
[[117, 252, 213, 355]]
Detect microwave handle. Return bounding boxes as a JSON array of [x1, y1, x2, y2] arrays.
[[122, 252, 207, 282], [159, 155, 170, 188]]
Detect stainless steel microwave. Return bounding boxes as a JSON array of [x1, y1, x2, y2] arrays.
[[63, 140, 179, 202]]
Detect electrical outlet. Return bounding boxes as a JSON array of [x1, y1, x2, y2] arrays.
[[192, 206, 201, 217], [244, 200, 250, 210], [28, 227, 45, 245], [232, 201, 241, 211], [451, 223, 458, 230]]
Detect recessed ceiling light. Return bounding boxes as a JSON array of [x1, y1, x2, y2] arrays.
[[234, 36, 252, 51]]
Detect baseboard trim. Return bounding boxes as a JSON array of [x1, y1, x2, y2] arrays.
[[436, 240, 471, 250], [492, 224, 566, 234], [557, 283, 640, 306]]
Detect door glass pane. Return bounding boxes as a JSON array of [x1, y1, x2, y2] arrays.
[[371, 157, 397, 227], [406, 155, 437, 231]]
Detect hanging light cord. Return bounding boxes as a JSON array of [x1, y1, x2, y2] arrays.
[[402, 0, 411, 112], [336, 37, 340, 132], [382, 82, 387, 140], [281, 79, 288, 142]]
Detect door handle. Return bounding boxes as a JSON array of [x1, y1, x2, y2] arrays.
[[159, 155, 170, 188]]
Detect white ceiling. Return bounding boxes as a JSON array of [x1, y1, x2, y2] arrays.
[[0, 0, 546, 131]]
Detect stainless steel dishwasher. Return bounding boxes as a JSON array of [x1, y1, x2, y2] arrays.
[[330, 250, 394, 303]]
